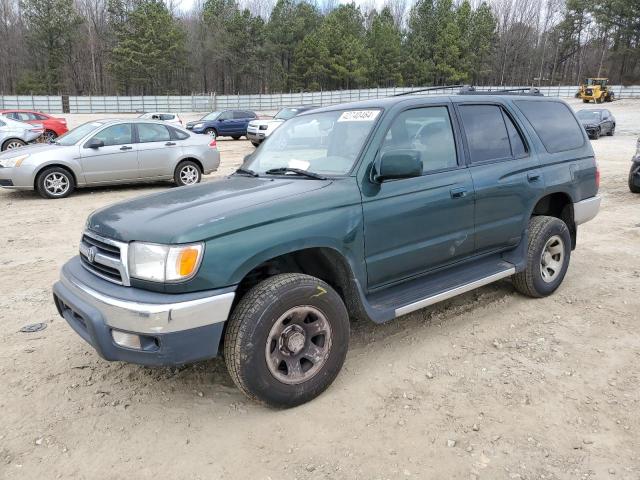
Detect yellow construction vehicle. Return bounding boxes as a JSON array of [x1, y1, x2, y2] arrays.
[[578, 78, 614, 103]]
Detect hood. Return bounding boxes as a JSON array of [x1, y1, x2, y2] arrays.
[[579, 118, 599, 127], [87, 176, 332, 244], [0, 143, 63, 159], [249, 119, 284, 127]]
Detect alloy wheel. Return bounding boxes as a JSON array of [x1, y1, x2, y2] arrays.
[[179, 165, 199, 185], [540, 235, 564, 283], [43, 172, 70, 196]]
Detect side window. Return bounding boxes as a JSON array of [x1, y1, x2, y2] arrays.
[[34, 113, 48, 120], [17, 112, 33, 121], [218, 111, 232, 121], [6, 112, 18, 120], [514, 100, 584, 153], [0, 119, 5, 126], [169, 127, 189, 140], [91, 124, 133, 146], [459, 105, 511, 163], [137, 123, 171, 143], [233, 111, 246, 120], [503, 112, 527, 157], [381, 106, 458, 173], [161, 114, 175, 121]]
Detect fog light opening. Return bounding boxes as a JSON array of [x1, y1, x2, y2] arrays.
[[112, 330, 142, 350]]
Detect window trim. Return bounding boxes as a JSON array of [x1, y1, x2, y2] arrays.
[[454, 101, 530, 166], [373, 103, 464, 179], [134, 122, 172, 144], [83, 123, 134, 148]]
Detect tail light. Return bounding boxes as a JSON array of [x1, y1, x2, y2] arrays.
[[595, 164, 600, 189], [208, 138, 217, 148]]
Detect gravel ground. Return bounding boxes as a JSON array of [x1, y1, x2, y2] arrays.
[[1, 98, 639, 480]]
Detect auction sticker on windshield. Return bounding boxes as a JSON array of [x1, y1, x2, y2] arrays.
[[337, 110, 380, 122]]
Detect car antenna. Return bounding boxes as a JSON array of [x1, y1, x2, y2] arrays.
[[392, 85, 467, 97]]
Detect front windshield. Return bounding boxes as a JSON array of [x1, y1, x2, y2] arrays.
[[274, 108, 302, 121], [55, 122, 103, 146], [244, 109, 380, 176], [577, 111, 601, 121], [201, 111, 220, 121]]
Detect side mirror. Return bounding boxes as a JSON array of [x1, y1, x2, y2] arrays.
[[373, 149, 422, 182], [86, 139, 104, 149]]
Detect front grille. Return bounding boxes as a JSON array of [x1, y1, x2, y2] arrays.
[[79, 231, 130, 286]]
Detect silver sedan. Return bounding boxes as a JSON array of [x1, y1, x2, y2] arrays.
[[0, 119, 220, 199], [0, 115, 44, 150]]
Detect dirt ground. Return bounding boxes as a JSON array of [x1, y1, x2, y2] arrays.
[[1, 98, 639, 480]]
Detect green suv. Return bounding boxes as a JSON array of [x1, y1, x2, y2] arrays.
[[53, 92, 601, 407]]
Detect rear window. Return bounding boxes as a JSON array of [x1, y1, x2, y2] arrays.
[[169, 126, 189, 140], [514, 100, 584, 153]]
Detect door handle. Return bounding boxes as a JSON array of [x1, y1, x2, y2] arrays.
[[450, 187, 467, 199], [165, 142, 176, 146], [527, 172, 541, 182], [120, 146, 132, 151]]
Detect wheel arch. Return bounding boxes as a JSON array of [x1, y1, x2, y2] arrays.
[[530, 191, 576, 249], [33, 162, 80, 189], [232, 245, 368, 322], [176, 157, 204, 173], [1, 137, 26, 150]]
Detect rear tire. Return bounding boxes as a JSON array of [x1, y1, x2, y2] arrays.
[[2, 138, 26, 151], [512, 216, 571, 298], [629, 164, 640, 194], [224, 273, 350, 408], [232, 136, 241, 140], [36, 166, 75, 199], [174, 160, 201, 186], [251, 141, 260, 147], [44, 130, 57, 142]]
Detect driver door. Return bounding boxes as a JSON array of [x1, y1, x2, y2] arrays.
[[361, 103, 476, 288], [80, 123, 139, 183]]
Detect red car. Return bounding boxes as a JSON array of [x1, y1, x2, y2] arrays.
[[0, 109, 68, 142]]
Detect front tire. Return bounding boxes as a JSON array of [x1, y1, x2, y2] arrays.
[[2, 138, 26, 150], [36, 166, 75, 199], [174, 160, 201, 186], [607, 124, 615, 136], [224, 274, 350, 408], [43, 130, 57, 142], [204, 128, 217, 138], [629, 164, 640, 193], [232, 136, 241, 140], [512, 216, 571, 298], [592, 128, 600, 140]]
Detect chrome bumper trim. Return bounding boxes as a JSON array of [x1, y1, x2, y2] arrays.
[[60, 272, 235, 334]]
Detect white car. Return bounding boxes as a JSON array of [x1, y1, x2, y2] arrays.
[[247, 106, 317, 146], [138, 112, 183, 127], [0, 115, 44, 151]]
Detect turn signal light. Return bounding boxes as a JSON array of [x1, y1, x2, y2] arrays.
[[177, 247, 200, 277]]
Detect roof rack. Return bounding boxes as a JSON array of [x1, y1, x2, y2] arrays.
[[458, 86, 544, 96], [393, 85, 466, 97]]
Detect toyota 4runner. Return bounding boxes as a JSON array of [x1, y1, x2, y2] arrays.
[[53, 92, 601, 407]]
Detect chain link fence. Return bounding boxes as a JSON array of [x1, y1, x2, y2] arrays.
[[1, 85, 639, 114]]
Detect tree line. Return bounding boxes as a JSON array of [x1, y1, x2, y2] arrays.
[[0, 0, 638, 96]]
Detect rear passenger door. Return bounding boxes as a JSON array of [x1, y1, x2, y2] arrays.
[[135, 123, 177, 178], [455, 102, 544, 253], [362, 103, 476, 288], [232, 111, 251, 135]]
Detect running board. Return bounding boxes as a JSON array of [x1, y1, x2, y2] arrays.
[[394, 267, 515, 317]]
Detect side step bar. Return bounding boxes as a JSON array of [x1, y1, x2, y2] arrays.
[[394, 267, 515, 317]]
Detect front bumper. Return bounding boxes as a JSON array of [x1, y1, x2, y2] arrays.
[[574, 195, 601, 225], [246, 131, 266, 143], [0, 165, 35, 190], [53, 257, 236, 366]]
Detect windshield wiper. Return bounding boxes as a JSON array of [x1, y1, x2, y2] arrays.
[[265, 167, 327, 180], [234, 167, 259, 177]]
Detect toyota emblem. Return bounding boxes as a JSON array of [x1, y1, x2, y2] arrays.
[[86, 246, 97, 263]]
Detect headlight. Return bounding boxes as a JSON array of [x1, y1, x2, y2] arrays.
[[194, 123, 204, 128], [128, 242, 204, 282], [259, 125, 268, 131], [0, 154, 29, 168]]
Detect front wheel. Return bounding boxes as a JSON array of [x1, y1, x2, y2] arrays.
[[224, 274, 350, 408], [36, 166, 75, 199], [2, 138, 26, 150], [174, 160, 201, 186], [629, 164, 640, 193], [204, 128, 217, 138], [607, 124, 615, 136], [512, 216, 571, 298], [592, 128, 601, 140], [43, 130, 57, 143], [232, 136, 241, 140]]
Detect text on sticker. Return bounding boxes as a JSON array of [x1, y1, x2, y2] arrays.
[[337, 110, 380, 122]]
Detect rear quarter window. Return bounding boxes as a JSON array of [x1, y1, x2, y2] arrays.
[[514, 100, 584, 153]]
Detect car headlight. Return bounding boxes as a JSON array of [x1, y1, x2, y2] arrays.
[[194, 123, 204, 128], [128, 242, 204, 282], [0, 154, 29, 168], [259, 125, 268, 131]]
